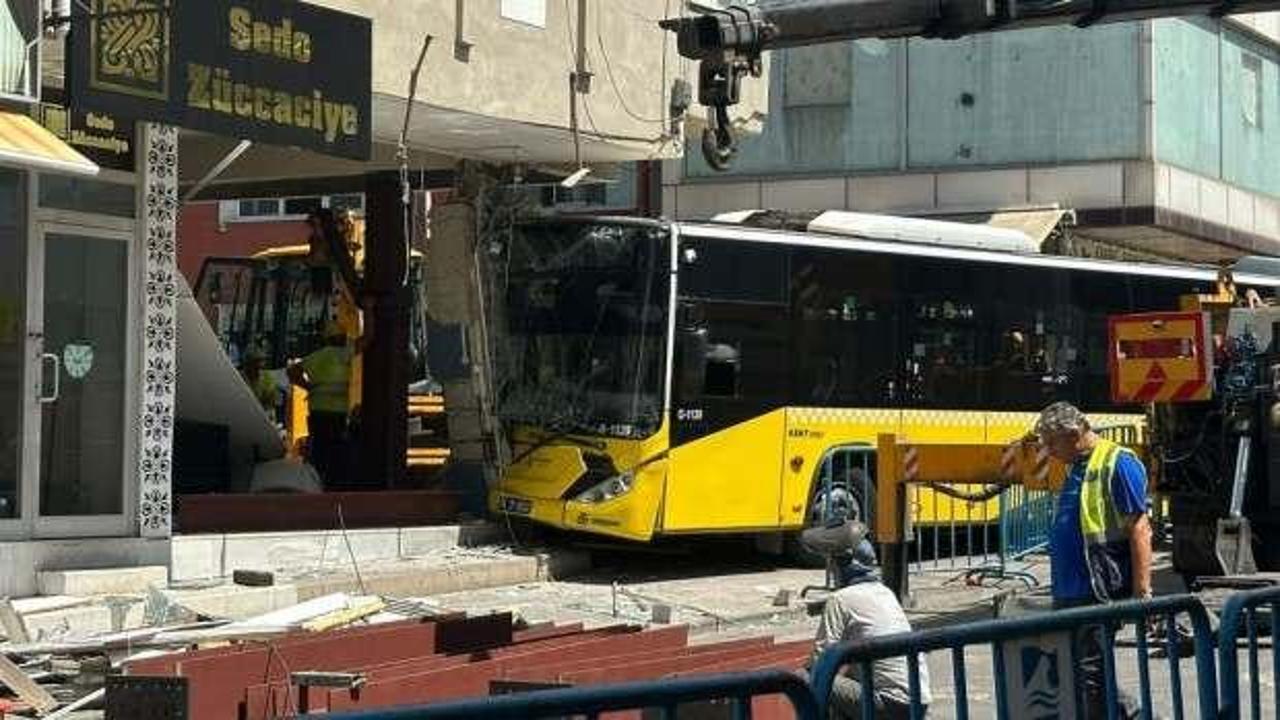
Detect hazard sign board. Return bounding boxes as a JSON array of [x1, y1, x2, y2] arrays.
[[1109, 311, 1212, 404]]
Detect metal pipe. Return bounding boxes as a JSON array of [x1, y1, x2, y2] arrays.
[[182, 139, 252, 204]]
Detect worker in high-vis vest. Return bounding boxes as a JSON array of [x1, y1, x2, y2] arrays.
[[288, 321, 353, 489], [1036, 401, 1154, 720]]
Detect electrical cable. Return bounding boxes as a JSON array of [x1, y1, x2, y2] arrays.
[[596, 21, 668, 124], [923, 482, 1006, 503]]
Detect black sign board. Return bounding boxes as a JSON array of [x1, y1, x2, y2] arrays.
[[38, 89, 136, 172], [68, 0, 371, 160]]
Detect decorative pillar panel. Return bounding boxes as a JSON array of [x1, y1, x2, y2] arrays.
[[138, 123, 178, 538]]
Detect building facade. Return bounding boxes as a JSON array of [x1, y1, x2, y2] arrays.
[[662, 13, 1280, 263], [0, 0, 704, 595]]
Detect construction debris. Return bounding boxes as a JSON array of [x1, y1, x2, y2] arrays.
[[0, 652, 58, 715], [0, 599, 30, 645], [301, 597, 386, 632], [0, 591, 436, 717], [232, 570, 275, 587], [43, 688, 104, 720], [111, 611, 807, 719]]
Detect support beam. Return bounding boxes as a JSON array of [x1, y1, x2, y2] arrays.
[[361, 171, 410, 489]]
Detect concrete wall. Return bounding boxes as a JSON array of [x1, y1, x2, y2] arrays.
[[306, 0, 729, 149], [684, 23, 1144, 179], [176, 202, 311, 284], [1153, 18, 1280, 198]]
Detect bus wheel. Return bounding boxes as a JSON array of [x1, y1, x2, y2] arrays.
[[786, 478, 876, 568]]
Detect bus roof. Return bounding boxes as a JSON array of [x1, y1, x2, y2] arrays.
[[670, 216, 1280, 288]]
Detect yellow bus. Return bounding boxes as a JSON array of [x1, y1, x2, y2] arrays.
[[486, 211, 1266, 553]]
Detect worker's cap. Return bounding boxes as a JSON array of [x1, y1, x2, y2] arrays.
[[1034, 401, 1090, 439]]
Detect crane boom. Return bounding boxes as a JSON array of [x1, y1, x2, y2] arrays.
[[662, 0, 1280, 169]]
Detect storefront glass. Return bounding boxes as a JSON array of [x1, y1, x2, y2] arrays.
[[0, 168, 23, 518], [38, 232, 127, 516]]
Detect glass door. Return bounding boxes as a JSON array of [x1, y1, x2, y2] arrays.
[[0, 170, 24, 532], [31, 225, 132, 537]]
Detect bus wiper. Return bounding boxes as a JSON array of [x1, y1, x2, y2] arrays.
[[510, 421, 607, 465]]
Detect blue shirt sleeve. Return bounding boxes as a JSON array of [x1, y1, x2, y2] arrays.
[[1110, 452, 1148, 516]]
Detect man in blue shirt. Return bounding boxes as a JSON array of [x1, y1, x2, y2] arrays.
[[1048, 440, 1151, 605], [1037, 401, 1154, 719]]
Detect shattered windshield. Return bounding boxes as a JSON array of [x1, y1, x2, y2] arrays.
[[491, 221, 670, 439]]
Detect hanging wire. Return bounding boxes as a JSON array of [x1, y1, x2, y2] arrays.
[[595, 7, 669, 125]]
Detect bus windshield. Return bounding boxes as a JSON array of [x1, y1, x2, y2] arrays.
[[493, 221, 670, 439]]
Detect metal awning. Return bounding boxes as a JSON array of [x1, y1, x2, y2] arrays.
[[0, 110, 97, 177]]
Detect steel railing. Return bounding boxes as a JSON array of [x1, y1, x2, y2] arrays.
[[809, 594, 1218, 720], [1218, 585, 1280, 720]]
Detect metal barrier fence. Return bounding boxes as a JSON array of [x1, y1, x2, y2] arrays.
[[317, 669, 820, 720], [1218, 585, 1280, 720], [809, 594, 1218, 720], [905, 481, 1055, 588], [907, 480, 999, 577], [904, 423, 1143, 585]]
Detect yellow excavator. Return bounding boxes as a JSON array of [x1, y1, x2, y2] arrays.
[[191, 212, 449, 485]]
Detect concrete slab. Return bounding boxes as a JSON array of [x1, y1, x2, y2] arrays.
[[38, 566, 169, 597], [20, 597, 148, 642], [171, 523, 509, 582], [163, 584, 300, 621], [0, 538, 170, 598], [292, 550, 591, 601]]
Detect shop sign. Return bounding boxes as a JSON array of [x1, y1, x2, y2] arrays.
[[67, 0, 371, 160], [38, 90, 136, 172]]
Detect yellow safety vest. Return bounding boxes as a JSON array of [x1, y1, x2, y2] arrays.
[[301, 345, 352, 414], [1079, 437, 1141, 601]]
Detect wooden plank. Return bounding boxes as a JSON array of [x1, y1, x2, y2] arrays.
[[175, 490, 463, 533], [0, 598, 30, 644], [178, 621, 441, 720], [667, 646, 810, 676], [243, 655, 471, 717], [123, 617, 441, 677], [556, 640, 809, 685], [325, 626, 688, 712], [510, 622, 585, 642], [301, 598, 387, 632], [502, 636, 775, 682], [0, 653, 57, 714]]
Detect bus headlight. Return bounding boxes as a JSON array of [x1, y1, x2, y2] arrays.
[[574, 472, 635, 504]]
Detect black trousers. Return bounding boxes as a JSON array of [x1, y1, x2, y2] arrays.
[[1055, 598, 1144, 720], [307, 411, 348, 489]]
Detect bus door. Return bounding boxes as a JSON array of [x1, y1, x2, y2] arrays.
[[664, 237, 791, 532]]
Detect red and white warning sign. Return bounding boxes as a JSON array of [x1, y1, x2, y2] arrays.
[[1108, 312, 1212, 404]]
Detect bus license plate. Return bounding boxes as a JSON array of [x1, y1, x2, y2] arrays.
[[501, 497, 532, 515]]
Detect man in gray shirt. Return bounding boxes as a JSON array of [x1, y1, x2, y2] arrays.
[[807, 531, 931, 718]]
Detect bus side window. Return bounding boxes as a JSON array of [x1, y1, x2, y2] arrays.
[[676, 325, 740, 398], [677, 324, 708, 398], [703, 342, 740, 397]]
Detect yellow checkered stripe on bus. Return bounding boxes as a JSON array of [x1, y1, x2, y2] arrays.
[[788, 407, 899, 425]]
